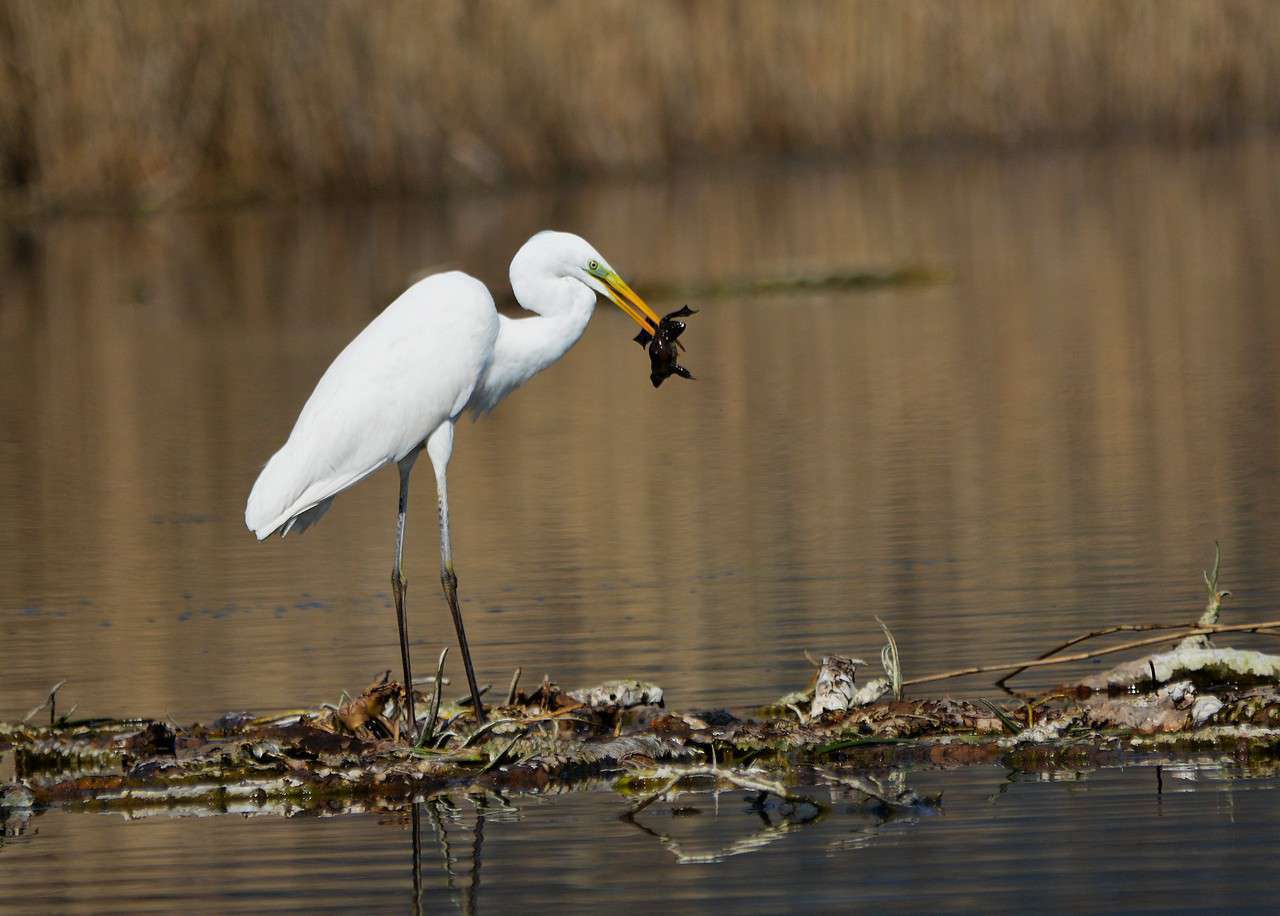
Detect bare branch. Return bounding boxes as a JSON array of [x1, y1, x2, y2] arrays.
[[904, 620, 1280, 687]]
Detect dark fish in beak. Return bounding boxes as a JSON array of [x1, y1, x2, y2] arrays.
[[643, 305, 698, 388]]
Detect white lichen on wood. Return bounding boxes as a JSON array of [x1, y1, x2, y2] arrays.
[[809, 655, 867, 717], [568, 681, 664, 709], [1080, 646, 1280, 691]]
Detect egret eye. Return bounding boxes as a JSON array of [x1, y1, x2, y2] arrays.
[[588, 259, 600, 272]]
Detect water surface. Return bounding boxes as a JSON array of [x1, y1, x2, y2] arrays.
[[2, 141, 1279, 910], [4, 765, 1278, 913]]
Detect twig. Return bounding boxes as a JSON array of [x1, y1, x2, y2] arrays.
[[1199, 541, 1231, 628], [627, 773, 684, 816], [978, 699, 1023, 735], [904, 619, 1280, 687], [460, 707, 590, 750], [478, 733, 522, 775], [620, 807, 805, 864], [993, 623, 1197, 687], [877, 616, 902, 700], [505, 667, 522, 706], [995, 545, 1241, 687], [416, 647, 449, 749], [24, 680, 67, 725], [815, 736, 908, 755], [461, 717, 522, 749], [624, 766, 822, 817], [816, 767, 928, 809], [456, 684, 491, 707], [249, 709, 317, 727]]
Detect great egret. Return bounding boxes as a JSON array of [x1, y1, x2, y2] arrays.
[[245, 231, 662, 734]]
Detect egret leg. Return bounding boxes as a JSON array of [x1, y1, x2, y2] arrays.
[[392, 449, 421, 741], [427, 422, 487, 723]]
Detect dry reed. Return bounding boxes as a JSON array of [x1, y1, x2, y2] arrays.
[[2, 0, 1279, 209]]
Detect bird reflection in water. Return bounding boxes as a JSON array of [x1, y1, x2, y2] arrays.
[[410, 792, 514, 915], [403, 770, 936, 902], [621, 788, 825, 865]]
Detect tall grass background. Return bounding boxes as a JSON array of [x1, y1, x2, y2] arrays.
[[2, 0, 1278, 212]]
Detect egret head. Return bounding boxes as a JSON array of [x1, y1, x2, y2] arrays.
[[510, 231, 661, 339]]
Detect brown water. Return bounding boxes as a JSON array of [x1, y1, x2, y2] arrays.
[[2, 141, 1280, 910]]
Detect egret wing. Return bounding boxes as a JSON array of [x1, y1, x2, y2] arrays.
[[245, 272, 498, 539]]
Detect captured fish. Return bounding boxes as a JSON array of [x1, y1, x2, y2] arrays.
[[635, 305, 698, 388]]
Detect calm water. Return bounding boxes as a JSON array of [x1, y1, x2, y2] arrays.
[[2, 140, 1279, 910], [4, 766, 1280, 913]]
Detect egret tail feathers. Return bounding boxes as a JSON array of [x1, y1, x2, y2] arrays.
[[245, 446, 385, 540], [280, 497, 334, 537]]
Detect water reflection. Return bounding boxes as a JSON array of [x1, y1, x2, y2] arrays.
[[418, 792, 517, 914], [399, 771, 931, 908], [621, 794, 822, 866], [6, 761, 1280, 911], [411, 796, 487, 916]]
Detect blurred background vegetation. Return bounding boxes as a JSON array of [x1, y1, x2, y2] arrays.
[[1, 0, 1278, 214]]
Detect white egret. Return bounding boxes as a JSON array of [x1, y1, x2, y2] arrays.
[[245, 231, 662, 733]]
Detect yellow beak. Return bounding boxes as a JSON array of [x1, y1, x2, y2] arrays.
[[601, 270, 661, 338]]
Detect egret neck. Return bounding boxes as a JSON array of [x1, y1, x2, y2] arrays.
[[470, 273, 596, 415]]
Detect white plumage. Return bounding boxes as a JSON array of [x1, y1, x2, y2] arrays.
[[244, 271, 498, 539], [244, 230, 663, 731]]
